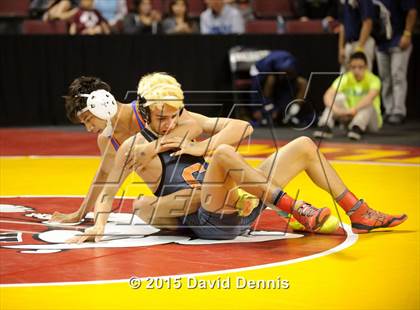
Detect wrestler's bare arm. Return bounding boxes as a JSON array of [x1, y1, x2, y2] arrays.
[[67, 135, 200, 243], [50, 134, 116, 223], [161, 111, 253, 157], [66, 136, 145, 243], [92, 137, 139, 227], [95, 113, 201, 204], [79, 134, 119, 213], [189, 112, 253, 149], [54, 109, 201, 223], [169, 109, 203, 140]]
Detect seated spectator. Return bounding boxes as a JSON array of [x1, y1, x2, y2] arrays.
[[249, 50, 308, 126], [162, 0, 198, 34], [69, 0, 110, 35], [200, 0, 244, 34], [123, 0, 161, 34], [296, 0, 337, 22], [94, 0, 127, 28], [42, 0, 79, 21], [314, 52, 382, 141]]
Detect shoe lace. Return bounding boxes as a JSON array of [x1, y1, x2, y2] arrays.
[[297, 204, 317, 217], [363, 208, 386, 223]]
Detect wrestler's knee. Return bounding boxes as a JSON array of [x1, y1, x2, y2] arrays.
[[213, 144, 236, 163], [295, 136, 318, 157]]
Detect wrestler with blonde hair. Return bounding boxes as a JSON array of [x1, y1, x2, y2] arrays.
[[69, 73, 407, 243], [50, 75, 202, 224]]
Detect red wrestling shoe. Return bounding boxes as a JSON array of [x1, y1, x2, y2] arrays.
[[349, 200, 408, 233], [292, 202, 331, 232]]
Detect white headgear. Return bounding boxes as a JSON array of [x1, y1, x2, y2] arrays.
[[77, 89, 117, 137]]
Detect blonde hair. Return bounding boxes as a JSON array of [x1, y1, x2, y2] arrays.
[[137, 72, 181, 97], [142, 83, 184, 110]]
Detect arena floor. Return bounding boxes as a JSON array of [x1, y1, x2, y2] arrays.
[[0, 127, 419, 310]]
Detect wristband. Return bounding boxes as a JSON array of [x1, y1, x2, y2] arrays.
[[403, 30, 412, 37]]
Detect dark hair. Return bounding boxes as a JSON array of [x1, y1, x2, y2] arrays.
[[135, 0, 150, 9], [168, 0, 188, 19], [349, 51, 368, 65], [64, 76, 111, 123]]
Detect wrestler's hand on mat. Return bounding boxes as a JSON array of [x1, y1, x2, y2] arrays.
[[50, 210, 82, 224], [160, 137, 206, 157], [66, 225, 105, 244]]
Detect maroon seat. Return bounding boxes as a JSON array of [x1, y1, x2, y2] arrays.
[[152, 0, 166, 13], [22, 20, 68, 34], [126, 0, 135, 12], [252, 0, 295, 19], [186, 0, 205, 18], [285, 20, 324, 34], [245, 20, 277, 34], [0, 0, 29, 18]]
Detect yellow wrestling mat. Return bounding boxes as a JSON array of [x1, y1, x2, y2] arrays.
[[1, 147, 419, 310]]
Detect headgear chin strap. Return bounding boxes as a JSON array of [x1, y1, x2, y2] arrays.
[[136, 94, 150, 123], [77, 89, 117, 137]]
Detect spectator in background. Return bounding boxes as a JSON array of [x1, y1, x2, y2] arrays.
[[296, 0, 337, 22], [94, 0, 127, 29], [374, 0, 417, 125], [42, 0, 79, 21], [200, 0, 244, 34], [30, 0, 49, 14], [228, 0, 254, 23], [123, 0, 161, 34], [338, 0, 375, 71], [249, 50, 308, 126], [162, 0, 198, 34], [314, 52, 382, 141], [30, 0, 55, 18], [69, 0, 110, 35]]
